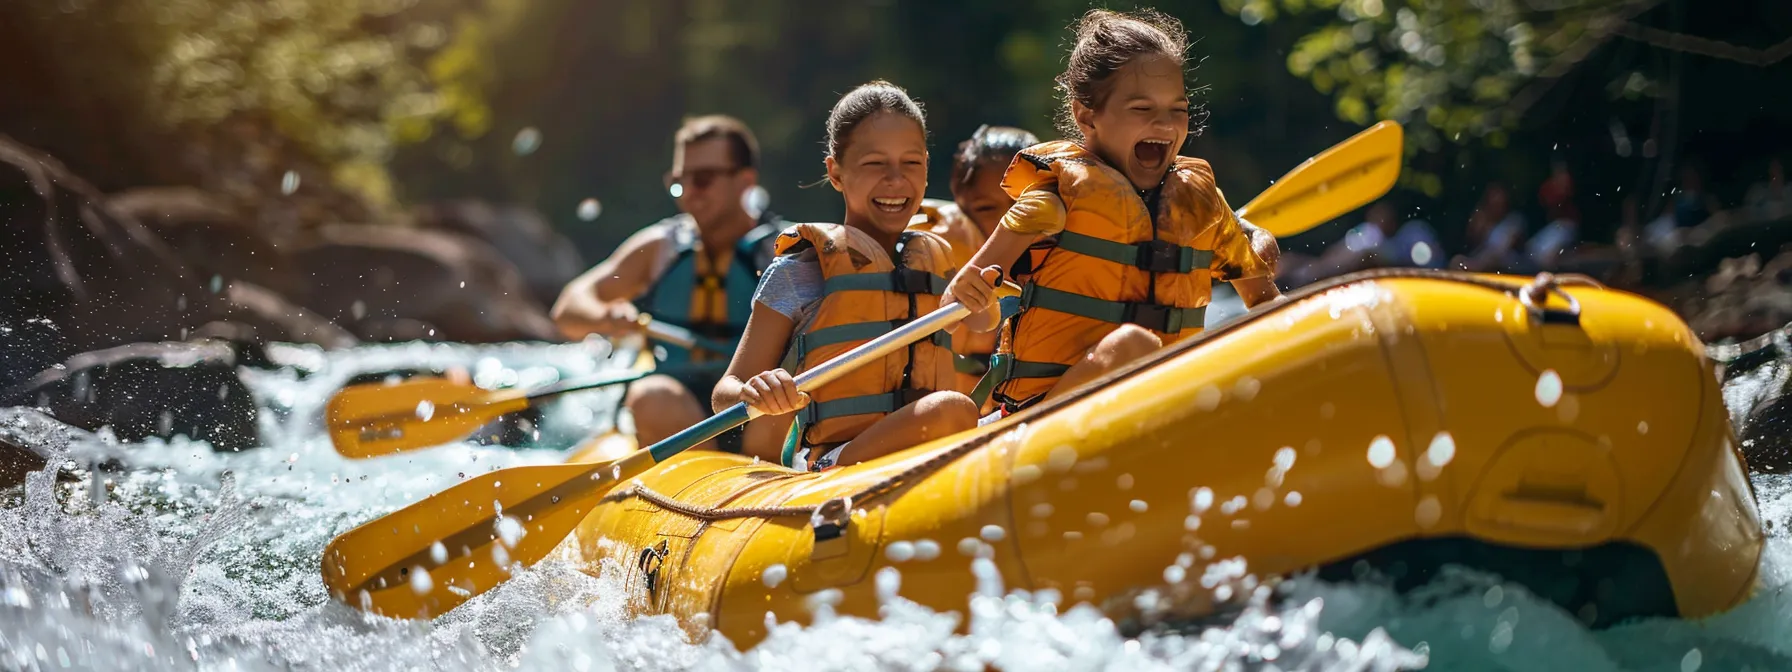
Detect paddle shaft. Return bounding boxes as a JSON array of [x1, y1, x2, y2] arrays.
[[519, 368, 655, 404]]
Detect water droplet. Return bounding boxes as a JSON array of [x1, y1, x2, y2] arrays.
[[1234, 376, 1261, 401], [1319, 402, 1336, 419], [512, 127, 542, 155], [913, 539, 940, 561], [1426, 432, 1456, 468], [980, 524, 1006, 542], [741, 185, 771, 218], [1253, 488, 1275, 511], [668, 182, 685, 199], [430, 541, 448, 565], [1031, 503, 1054, 518], [1163, 565, 1186, 584], [761, 563, 787, 588], [1274, 446, 1296, 470], [1415, 495, 1441, 528], [1535, 370, 1563, 407], [1116, 473, 1134, 490], [496, 516, 525, 547], [1192, 487, 1214, 512], [1184, 515, 1201, 530], [1557, 394, 1580, 422], [1194, 386, 1222, 411], [1130, 499, 1148, 513], [351, 300, 367, 320], [1638, 421, 1649, 435], [415, 401, 435, 421], [281, 170, 300, 195], [875, 566, 901, 603], [1086, 512, 1109, 527], [1484, 584, 1504, 608], [1367, 435, 1396, 468], [1411, 241, 1433, 265], [577, 198, 602, 221], [491, 543, 510, 568], [885, 540, 915, 562], [958, 537, 984, 556], [1681, 648, 1702, 672], [287, 452, 299, 464], [409, 566, 433, 595], [1284, 491, 1303, 507]]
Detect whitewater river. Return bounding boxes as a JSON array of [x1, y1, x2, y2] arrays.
[[3, 324, 1792, 671]]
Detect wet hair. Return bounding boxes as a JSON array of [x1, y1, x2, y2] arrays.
[[675, 114, 758, 170], [1054, 8, 1191, 140], [824, 80, 927, 160], [951, 125, 1039, 187]]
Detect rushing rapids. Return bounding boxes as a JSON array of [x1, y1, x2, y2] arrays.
[[1, 320, 1791, 671]]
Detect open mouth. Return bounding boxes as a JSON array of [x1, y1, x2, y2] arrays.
[[1133, 138, 1172, 169], [872, 197, 911, 213]]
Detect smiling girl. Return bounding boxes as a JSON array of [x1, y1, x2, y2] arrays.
[[713, 81, 983, 471], [941, 8, 1283, 416]]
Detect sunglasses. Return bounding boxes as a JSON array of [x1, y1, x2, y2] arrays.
[[664, 166, 743, 196]]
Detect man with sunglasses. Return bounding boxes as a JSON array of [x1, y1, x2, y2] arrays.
[[553, 115, 783, 452]]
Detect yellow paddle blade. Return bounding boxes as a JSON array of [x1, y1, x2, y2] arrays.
[[326, 378, 526, 458], [320, 453, 649, 619], [1237, 120, 1404, 237]]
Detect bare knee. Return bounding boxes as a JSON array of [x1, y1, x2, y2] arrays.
[[1095, 325, 1162, 365], [625, 374, 698, 411], [914, 391, 980, 439]]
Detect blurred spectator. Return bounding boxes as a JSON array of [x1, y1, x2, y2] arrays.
[[1526, 159, 1580, 269], [1454, 182, 1527, 272], [1746, 158, 1789, 220]]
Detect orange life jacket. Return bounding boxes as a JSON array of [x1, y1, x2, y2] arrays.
[[907, 199, 999, 392], [992, 140, 1243, 406], [908, 199, 985, 269], [774, 222, 959, 449]]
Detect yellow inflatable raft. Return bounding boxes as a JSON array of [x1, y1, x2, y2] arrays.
[[564, 270, 1763, 648]]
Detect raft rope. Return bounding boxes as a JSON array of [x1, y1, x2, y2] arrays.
[[602, 269, 1607, 527]]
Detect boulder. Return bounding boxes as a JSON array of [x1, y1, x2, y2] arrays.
[[0, 136, 223, 390], [412, 200, 586, 306], [106, 186, 311, 302], [291, 224, 560, 343], [0, 341, 259, 453]]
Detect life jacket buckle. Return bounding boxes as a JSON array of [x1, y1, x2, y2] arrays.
[[1134, 240, 1183, 273], [890, 269, 935, 294], [811, 496, 853, 542], [1123, 302, 1177, 332]]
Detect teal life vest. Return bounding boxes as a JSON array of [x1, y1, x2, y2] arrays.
[[632, 212, 782, 371]]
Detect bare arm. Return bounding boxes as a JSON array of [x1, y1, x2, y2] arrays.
[[1232, 221, 1285, 308], [942, 227, 1041, 334], [550, 230, 662, 339], [713, 301, 800, 414]]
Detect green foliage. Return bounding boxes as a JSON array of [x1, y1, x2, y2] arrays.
[[1221, 0, 1627, 163], [19, 0, 513, 214]]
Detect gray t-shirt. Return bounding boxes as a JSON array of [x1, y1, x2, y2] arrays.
[[751, 249, 824, 326]]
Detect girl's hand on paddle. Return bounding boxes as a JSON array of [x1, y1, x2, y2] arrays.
[[740, 369, 809, 416], [942, 265, 1004, 333]]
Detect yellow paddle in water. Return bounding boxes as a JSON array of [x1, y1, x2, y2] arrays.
[[324, 313, 725, 458], [1237, 120, 1404, 238], [319, 122, 1407, 621], [321, 269, 1013, 620], [324, 348, 658, 458]]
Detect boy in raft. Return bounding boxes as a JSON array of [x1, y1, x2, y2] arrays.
[[552, 115, 783, 452], [714, 81, 984, 471], [941, 8, 1285, 416], [908, 125, 1041, 402]]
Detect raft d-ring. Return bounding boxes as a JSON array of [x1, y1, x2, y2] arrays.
[[811, 496, 852, 542], [1517, 272, 1583, 327]]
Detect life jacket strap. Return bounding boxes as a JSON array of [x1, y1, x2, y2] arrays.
[[953, 352, 991, 376], [822, 269, 949, 296], [796, 388, 934, 426], [1019, 284, 1207, 334], [1056, 231, 1214, 274]]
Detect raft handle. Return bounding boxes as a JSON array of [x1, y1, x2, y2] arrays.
[[811, 496, 853, 542], [1518, 273, 1585, 327]]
